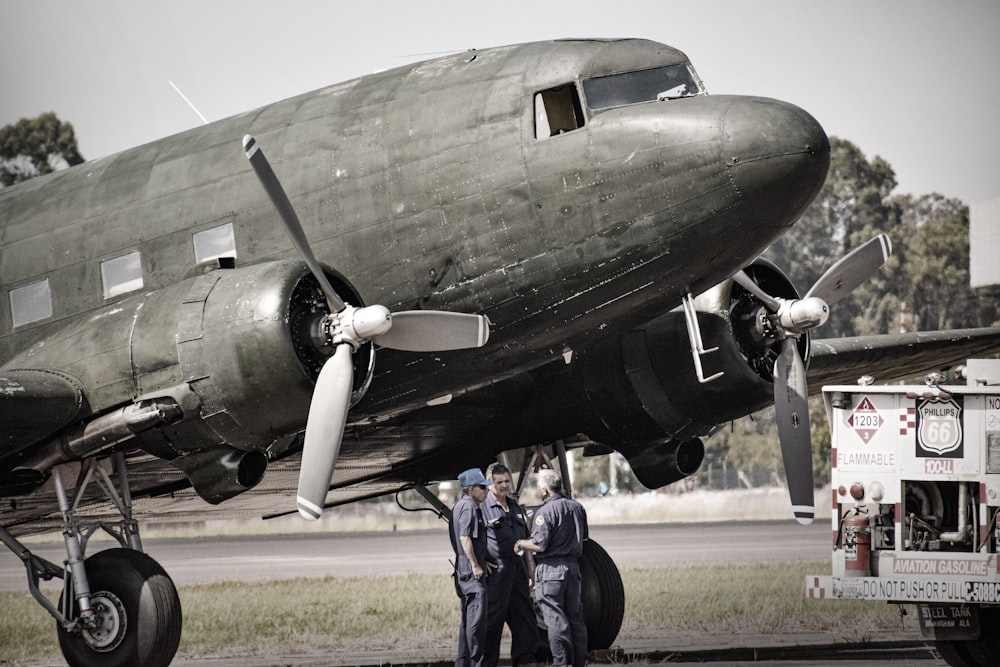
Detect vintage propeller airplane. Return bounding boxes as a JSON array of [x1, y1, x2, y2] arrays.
[[2, 38, 999, 667]]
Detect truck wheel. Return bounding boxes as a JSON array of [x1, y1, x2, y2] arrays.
[[935, 607, 1000, 667], [961, 606, 1000, 666], [57, 548, 181, 667]]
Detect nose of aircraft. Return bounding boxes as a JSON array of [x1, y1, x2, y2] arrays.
[[721, 96, 831, 222]]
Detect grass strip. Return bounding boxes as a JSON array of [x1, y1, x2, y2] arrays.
[[0, 562, 913, 662]]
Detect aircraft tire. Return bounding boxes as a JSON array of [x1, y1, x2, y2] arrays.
[[533, 539, 625, 660], [579, 538, 624, 649], [57, 548, 181, 667]]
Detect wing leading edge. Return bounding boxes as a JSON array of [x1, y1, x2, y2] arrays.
[[807, 327, 1000, 388]]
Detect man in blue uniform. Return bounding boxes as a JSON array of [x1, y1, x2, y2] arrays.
[[451, 467, 492, 667], [514, 469, 588, 667], [481, 464, 538, 667]]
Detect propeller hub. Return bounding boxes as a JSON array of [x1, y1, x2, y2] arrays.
[[347, 304, 393, 340], [779, 296, 829, 332]]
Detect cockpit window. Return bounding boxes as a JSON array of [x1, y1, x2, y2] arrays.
[[583, 64, 702, 111], [534, 84, 585, 139]]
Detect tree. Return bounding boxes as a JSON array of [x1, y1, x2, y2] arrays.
[[894, 194, 998, 330], [0, 112, 84, 186], [764, 137, 902, 337]]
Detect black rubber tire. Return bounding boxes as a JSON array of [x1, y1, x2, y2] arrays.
[[935, 640, 978, 667], [933, 607, 1000, 667], [534, 538, 626, 659], [960, 606, 1000, 667], [579, 539, 624, 650], [57, 548, 181, 667]]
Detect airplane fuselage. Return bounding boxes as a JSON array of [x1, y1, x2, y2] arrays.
[[0, 38, 828, 473]]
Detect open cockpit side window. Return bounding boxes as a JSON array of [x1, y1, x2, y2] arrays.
[[534, 84, 585, 139]]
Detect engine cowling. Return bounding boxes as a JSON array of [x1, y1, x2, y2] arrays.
[[6, 260, 373, 503], [557, 259, 806, 488]]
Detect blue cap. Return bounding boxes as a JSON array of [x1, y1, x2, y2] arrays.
[[458, 468, 489, 488]]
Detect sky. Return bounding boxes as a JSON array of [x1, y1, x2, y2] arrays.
[[2, 0, 998, 205]]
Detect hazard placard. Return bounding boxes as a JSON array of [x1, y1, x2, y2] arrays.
[[847, 397, 883, 444]]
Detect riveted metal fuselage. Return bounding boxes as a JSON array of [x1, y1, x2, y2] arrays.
[[0, 38, 829, 435]]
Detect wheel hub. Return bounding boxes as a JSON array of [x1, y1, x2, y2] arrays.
[[81, 591, 127, 652]]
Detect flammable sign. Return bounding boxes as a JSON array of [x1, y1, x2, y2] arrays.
[[848, 396, 884, 443]]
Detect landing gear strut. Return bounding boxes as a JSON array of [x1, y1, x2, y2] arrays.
[[0, 454, 181, 667]]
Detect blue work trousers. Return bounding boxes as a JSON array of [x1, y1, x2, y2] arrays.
[[534, 561, 587, 667], [455, 573, 488, 667], [484, 558, 538, 666]]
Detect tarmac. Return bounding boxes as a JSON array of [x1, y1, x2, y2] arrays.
[[172, 631, 937, 666], [6, 630, 934, 667]]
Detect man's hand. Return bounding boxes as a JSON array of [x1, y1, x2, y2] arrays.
[[472, 563, 484, 580]]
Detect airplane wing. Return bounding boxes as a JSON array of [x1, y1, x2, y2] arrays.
[[808, 327, 1000, 388], [0, 370, 86, 451]]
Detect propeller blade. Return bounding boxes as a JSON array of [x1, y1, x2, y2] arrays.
[[296, 344, 354, 520], [733, 270, 781, 312], [805, 234, 892, 306], [373, 311, 490, 352], [773, 338, 814, 525], [243, 135, 345, 313]]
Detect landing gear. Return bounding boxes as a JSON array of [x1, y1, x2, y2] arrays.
[[406, 442, 628, 652], [0, 454, 181, 667], [57, 549, 181, 667], [505, 442, 626, 651]]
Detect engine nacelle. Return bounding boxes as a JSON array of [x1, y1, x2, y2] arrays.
[[556, 259, 806, 487], [6, 260, 372, 502]]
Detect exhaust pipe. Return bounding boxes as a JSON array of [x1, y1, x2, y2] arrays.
[[13, 399, 183, 481]]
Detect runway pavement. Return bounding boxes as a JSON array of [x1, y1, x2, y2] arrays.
[[0, 520, 833, 591]]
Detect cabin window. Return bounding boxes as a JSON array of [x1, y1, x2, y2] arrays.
[[101, 251, 144, 298], [193, 223, 237, 265], [9, 279, 53, 327], [534, 84, 585, 139], [583, 64, 701, 110]]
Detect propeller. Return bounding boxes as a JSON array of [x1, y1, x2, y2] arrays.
[[734, 234, 892, 525], [243, 135, 490, 520]]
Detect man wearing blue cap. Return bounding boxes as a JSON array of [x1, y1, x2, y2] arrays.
[[451, 467, 493, 666]]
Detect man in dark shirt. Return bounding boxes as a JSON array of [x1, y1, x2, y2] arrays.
[[514, 469, 588, 667], [451, 467, 492, 667], [481, 464, 538, 667]]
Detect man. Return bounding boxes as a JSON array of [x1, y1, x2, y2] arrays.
[[451, 467, 493, 667], [514, 469, 588, 667], [481, 464, 538, 667]]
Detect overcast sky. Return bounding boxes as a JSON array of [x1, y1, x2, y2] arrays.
[[2, 0, 998, 204]]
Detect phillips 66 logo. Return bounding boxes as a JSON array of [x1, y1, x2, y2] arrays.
[[916, 396, 964, 458]]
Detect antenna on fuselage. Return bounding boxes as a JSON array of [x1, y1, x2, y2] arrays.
[[168, 80, 209, 125]]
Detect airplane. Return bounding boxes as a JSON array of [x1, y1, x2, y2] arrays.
[[2, 38, 999, 667]]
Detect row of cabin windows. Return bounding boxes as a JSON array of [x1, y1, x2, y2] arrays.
[[9, 66, 701, 329], [7, 223, 236, 329]]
